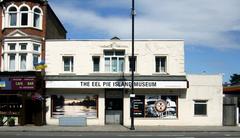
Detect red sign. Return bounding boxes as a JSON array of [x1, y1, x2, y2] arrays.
[[11, 77, 36, 90]]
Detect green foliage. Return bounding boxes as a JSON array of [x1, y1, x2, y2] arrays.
[[230, 74, 240, 85]]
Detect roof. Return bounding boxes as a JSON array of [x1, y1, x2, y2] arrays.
[[223, 85, 240, 93]]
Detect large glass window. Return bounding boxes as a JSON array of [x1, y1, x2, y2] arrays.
[[51, 94, 98, 118], [93, 57, 100, 72], [9, 54, 16, 71], [20, 7, 29, 26], [8, 7, 17, 26], [20, 54, 27, 70], [155, 56, 167, 73], [134, 95, 178, 119], [63, 56, 74, 72], [194, 100, 207, 116], [33, 54, 39, 66], [33, 8, 41, 28], [104, 50, 125, 72]]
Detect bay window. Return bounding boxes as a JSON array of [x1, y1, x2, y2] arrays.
[[9, 54, 16, 71], [20, 54, 27, 70]]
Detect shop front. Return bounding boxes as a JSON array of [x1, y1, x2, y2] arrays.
[[45, 75, 188, 126], [0, 72, 45, 126]]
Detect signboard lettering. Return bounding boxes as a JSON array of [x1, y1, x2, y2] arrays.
[[11, 78, 36, 90]]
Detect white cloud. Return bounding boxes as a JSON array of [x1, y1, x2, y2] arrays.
[[49, 0, 240, 49]]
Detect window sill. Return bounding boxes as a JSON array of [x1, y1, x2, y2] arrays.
[[152, 73, 169, 75], [194, 115, 208, 117], [59, 73, 76, 76], [3, 26, 42, 31]]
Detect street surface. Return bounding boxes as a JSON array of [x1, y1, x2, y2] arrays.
[[1, 132, 240, 138]]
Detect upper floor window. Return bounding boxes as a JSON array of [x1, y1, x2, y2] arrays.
[[104, 50, 125, 73], [63, 56, 74, 72], [9, 43, 16, 50], [129, 56, 137, 72], [8, 7, 17, 26], [20, 54, 27, 70], [155, 56, 167, 73], [9, 54, 16, 71], [33, 8, 41, 28], [92, 56, 100, 72], [33, 44, 40, 52], [20, 43, 27, 50], [20, 6, 29, 26]]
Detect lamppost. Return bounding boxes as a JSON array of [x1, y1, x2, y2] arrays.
[[130, 0, 136, 130]]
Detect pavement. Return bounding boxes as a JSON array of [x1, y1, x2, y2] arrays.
[[0, 125, 240, 132]]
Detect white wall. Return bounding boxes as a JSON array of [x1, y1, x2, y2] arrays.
[[123, 74, 223, 126], [45, 40, 185, 76]]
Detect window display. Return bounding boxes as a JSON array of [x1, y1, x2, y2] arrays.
[[51, 94, 98, 118]]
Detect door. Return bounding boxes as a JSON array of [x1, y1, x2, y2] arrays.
[[223, 104, 236, 126], [105, 89, 123, 124]]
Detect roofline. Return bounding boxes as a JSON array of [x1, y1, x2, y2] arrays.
[[47, 4, 67, 33], [46, 39, 184, 42]]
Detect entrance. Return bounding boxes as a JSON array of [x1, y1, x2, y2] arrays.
[[105, 89, 123, 125]]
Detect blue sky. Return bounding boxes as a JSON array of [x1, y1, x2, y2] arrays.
[[49, 0, 240, 83]]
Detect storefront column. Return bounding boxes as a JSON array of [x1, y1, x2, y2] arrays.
[[123, 91, 131, 126]]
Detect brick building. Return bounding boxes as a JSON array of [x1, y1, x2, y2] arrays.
[[0, 0, 66, 126]]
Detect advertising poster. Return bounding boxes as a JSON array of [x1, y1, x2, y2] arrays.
[[133, 95, 145, 117], [52, 94, 98, 118], [145, 95, 177, 118]]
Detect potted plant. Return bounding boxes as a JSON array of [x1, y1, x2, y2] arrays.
[[0, 115, 4, 126], [7, 117, 15, 127]]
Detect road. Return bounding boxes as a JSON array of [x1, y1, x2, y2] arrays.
[[1, 131, 240, 138]]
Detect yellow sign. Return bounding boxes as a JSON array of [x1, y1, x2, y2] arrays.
[[35, 64, 47, 70]]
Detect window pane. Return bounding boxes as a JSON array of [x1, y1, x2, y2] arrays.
[[34, 13, 40, 27], [112, 57, 117, 72], [9, 54, 15, 70], [104, 50, 113, 56], [194, 102, 207, 115], [105, 58, 110, 72], [10, 13, 17, 26], [9, 44, 16, 50], [20, 54, 27, 70], [160, 57, 166, 72], [33, 55, 39, 66], [156, 57, 166, 73], [155, 57, 160, 72], [33, 44, 40, 51], [21, 13, 28, 26], [93, 57, 100, 72], [63, 57, 73, 72], [20, 43, 27, 50], [119, 58, 124, 72], [115, 50, 125, 56]]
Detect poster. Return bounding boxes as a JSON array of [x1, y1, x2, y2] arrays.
[[133, 95, 145, 117], [145, 95, 177, 118], [51, 94, 98, 118]]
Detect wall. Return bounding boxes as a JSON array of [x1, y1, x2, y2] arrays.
[[123, 74, 223, 126], [45, 40, 185, 76]]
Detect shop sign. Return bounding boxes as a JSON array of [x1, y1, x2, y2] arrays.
[[133, 95, 145, 117], [11, 78, 36, 90], [0, 81, 6, 87], [46, 81, 187, 89]]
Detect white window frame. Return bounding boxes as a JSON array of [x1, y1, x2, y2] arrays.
[[7, 6, 18, 27], [104, 50, 125, 73], [19, 6, 30, 27], [19, 53, 27, 71], [32, 7, 43, 29], [62, 56, 74, 73], [155, 56, 167, 74], [8, 54, 16, 71], [194, 100, 208, 116]]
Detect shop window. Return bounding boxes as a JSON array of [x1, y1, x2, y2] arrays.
[[20, 54, 27, 70], [8, 6, 17, 26], [92, 56, 100, 72], [133, 95, 178, 119], [155, 56, 167, 73], [20, 6, 29, 26], [104, 50, 125, 72], [51, 94, 98, 118], [194, 100, 207, 116], [33, 8, 42, 28], [9, 54, 16, 71], [63, 56, 74, 72], [129, 56, 137, 72]]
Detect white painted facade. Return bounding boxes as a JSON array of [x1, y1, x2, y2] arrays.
[[45, 39, 223, 126]]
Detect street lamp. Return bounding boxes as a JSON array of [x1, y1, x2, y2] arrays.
[[130, 0, 136, 130]]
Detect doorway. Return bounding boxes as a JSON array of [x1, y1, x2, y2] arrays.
[[105, 89, 123, 125]]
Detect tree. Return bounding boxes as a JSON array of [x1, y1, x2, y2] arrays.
[[230, 74, 240, 85]]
